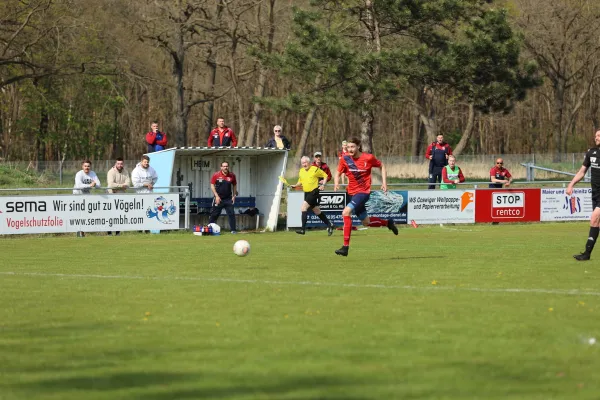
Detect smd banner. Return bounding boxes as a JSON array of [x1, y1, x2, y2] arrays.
[[0, 193, 180, 235], [287, 190, 408, 227], [540, 187, 593, 221], [407, 190, 475, 224]]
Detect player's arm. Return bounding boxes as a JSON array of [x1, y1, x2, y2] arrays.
[[210, 183, 221, 204], [380, 162, 388, 193], [232, 183, 237, 203], [442, 168, 452, 183], [457, 168, 465, 184], [567, 165, 589, 196], [316, 169, 327, 188], [425, 144, 433, 160], [334, 170, 341, 191], [92, 173, 101, 188]]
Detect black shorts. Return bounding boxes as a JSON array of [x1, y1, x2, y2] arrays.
[[304, 189, 320, 207], [593, 191, 600, 210]]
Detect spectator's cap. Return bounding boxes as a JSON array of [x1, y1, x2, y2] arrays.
[[314, 151, 322, 157], [342, 140, 347, 145]]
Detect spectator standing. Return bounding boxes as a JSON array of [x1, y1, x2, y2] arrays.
[[73, 160, 101, 237], [145, 121, 168, 153], [489, 158, 512, 188], [566, 130, 600, 261], [209, 162, 238, 234], [425, 134, 453, 189], [208, 118, 238, 147], [311, 151, 332, 184], [440, 155, 465, 189], [265, 125, 291, 149], [291, 156, 334, 236], [106, 157, 131, 236], [132, 155, 158, 193]]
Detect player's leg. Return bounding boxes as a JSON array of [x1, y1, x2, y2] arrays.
[[336, 193, 368, 256], [297, 199, 311, 235], [574, 201, 600, 261], [428, 164, 436, 190], [224, 200, 236, 233], [208, 202, 224, 224], [313, 205, 334, 236]]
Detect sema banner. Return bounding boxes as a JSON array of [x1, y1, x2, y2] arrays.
[[541, 188, 592, 221], [407, 190, 475, 224], [0, 193, 180, 235]]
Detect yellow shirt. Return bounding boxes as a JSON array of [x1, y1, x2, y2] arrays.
[[275, 137, 284, 149], [298, 166, 328, 192]]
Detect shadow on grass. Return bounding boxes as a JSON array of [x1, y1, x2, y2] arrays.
[[12, 372, 371, 400]]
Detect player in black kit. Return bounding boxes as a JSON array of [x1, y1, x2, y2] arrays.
[[566, 130, 600, 261]]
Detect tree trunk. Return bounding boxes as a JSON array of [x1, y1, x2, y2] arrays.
[[359, 0, 381, 154], [172, 28, 187, 146], [229, 37, 246, 145], [411, 87, 425, 157], [293, 107, 318, 166], [246, 0, 277, 147], [552, 78, 565, 161], [36, 104, 48, 171], [453, 103, 475, 155]]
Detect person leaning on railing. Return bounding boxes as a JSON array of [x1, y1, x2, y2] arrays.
[[73, 160, 101, 237], [106, 157, 131, 236]]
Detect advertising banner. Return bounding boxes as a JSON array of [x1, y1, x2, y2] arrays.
[[287, 190, 408, 227], [475, 189, 541, 223], [0, 193, 180, 235], [407, 190, 475, 224], [540, 187, 592, 221]]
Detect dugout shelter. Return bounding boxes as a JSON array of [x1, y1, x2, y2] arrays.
[[148, 147, 288, 231]]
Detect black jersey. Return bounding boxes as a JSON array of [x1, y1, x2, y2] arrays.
[[583, 147, 600, 190]]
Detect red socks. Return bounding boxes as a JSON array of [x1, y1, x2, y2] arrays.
[[343, 215, 352, 246], [368, 217, 388, 228]]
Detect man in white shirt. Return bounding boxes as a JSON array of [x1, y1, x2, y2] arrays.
[[73, 160, 101, 237], [132, 155, 158, 193]]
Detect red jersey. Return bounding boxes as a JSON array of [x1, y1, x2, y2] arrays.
[[211, 171, 237, 199], [489, 166, 511, 188], [311, 161, 332, 182], [337, 153, 382, 195]]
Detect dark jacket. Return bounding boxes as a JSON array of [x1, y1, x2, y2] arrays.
[[265, 135, 291, 150]]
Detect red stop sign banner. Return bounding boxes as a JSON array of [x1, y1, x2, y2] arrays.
[[475, 188, 541, 223]]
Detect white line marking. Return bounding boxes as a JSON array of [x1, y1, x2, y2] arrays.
[[1, 271, 599, 297]]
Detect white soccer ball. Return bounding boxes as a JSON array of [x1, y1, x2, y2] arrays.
[[233, 240, 251, 257], [208, 223, 221, 235]]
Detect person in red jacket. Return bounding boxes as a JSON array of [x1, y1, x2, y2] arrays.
[[425, 134, 452, 189], [145, 121, 168, 153], [208, 118, 238, 147], [311, 151, 332, 184]]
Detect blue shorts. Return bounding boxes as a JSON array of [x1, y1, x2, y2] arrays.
[[347, 193, 370, 220]]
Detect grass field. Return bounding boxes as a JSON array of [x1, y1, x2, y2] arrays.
[[1, 223, 600, 399]]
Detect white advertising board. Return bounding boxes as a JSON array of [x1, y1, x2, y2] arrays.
[[540, 188, 592, 221], [0, 193, 180, 235], [407, 190, 475, 224]]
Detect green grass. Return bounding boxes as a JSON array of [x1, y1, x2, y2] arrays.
[[1, 223, 600, 399]]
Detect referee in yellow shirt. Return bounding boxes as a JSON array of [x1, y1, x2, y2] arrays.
[[291, 156, 335, 236]]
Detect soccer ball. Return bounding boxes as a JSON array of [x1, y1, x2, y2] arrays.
[[233, 240, 250, 257]]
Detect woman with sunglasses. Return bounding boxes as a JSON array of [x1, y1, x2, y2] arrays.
[[265, 125, 291, 150], [489, 159, 512, 188]]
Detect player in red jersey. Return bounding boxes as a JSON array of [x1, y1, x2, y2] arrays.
[[333, 137, 398, 256]]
